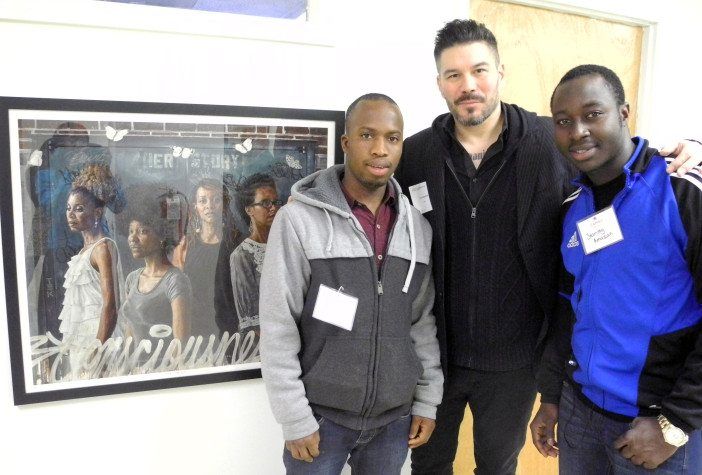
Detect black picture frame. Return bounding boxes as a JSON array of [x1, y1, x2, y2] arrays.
[[0, 96, 344, 405]]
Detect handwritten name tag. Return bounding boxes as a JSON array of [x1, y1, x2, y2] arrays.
[[576, 206, 624, 255]]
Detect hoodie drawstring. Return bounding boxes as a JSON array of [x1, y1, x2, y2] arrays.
[[323, 209, 334, 253], [401, 194, 416, 294], [323, 194, 415, 292]]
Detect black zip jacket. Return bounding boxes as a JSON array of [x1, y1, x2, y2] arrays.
[[395, 103, 576, 372]]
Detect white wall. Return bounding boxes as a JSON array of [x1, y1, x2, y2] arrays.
[[0, 1, 700, 474]]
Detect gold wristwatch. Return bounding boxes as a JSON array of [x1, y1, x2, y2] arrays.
[[657, 414, 689, 447]]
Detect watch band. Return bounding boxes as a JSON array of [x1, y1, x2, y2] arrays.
[[658, 414, 689, 447]]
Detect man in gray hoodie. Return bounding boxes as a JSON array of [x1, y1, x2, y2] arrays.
[[259, 93, 444, 474]]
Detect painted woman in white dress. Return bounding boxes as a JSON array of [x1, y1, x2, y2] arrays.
[[58, 163, 124, 378]]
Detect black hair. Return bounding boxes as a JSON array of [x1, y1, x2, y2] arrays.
[[117, 183, 187, 252], [236, 173, 277, 226], [345, 93, 399, 133], [551, 64, 626, 110], [434, 19, 499, 64]]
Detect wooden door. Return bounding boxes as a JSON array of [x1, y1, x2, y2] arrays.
[[471, 0, 643, 130]]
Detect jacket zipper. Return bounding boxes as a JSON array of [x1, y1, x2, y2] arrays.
[[446, 158, 508, 365], [578, 183, 629, 387], [348, 212, 397, 423], [363, 255, 389, 422]]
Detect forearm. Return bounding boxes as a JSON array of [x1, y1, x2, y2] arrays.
[[260, 310, 317, 440], [537, 296, 574, 403], [171, 297, 190, 341], [95, 302, 117, 343], [94, 242, 119, 343], [259, 208, 316, 440], [661, 330, 702, 433], [232, 260, 258, 329], [409, 270, 443, 418]]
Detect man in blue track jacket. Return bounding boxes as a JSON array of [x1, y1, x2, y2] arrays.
[[530, 64, 702, 473]]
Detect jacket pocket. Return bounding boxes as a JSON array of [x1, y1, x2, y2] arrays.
[[370, 337, 423, 417], [302, 336, 370, 414]]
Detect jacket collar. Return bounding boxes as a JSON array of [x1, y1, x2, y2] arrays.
[[572, 137, 653, 191]]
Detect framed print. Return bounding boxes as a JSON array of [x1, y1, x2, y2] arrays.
[[98, 0, 309, 20], [0, 96, 343, 405], [0, 0, 333, 46]]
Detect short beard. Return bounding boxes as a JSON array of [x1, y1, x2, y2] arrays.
[[453, 96, 500, 128], [457, 114, 489, 127]]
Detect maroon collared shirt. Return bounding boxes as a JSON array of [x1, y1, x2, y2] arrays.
[[340, 178, 397, 274]]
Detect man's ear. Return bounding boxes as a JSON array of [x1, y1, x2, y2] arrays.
[[620, 102, 630, 121], [341, 134, 349, 154], [497, 63, 505, 92]]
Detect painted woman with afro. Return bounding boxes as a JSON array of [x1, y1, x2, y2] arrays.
[[59, 163, 125, 377]]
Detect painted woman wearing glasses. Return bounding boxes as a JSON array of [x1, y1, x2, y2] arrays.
[[230, 173, 281, 346]]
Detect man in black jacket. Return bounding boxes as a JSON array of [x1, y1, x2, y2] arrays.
[[394, 19, 702, 475]]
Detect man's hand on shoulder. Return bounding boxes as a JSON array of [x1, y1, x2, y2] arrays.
[[285, 430, 320, 463], [529, 403, 559, 458], [661, 139, 702, 176], [613, 417, 678, 469], [408, 415, 435, 449]]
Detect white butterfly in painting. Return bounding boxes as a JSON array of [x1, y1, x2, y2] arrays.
[[285, 154, 302, 170], [28, 150, 43, 167], [105, 125, 129, 142], [234, 138, 253, 154], [172, 146, 193, 159]]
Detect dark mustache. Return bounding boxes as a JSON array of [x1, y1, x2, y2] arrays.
[[454, 93, 485, 105]]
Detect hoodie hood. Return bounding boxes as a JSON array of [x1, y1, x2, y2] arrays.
[[291, 165, 354, 218]]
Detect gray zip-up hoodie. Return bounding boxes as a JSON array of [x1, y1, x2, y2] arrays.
[[260, 165, 443, 441]]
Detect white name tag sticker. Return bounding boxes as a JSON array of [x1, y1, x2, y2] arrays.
[[576, 206, 624, 255], [312, 284, 358, 331], [408, 182, 433, 214]]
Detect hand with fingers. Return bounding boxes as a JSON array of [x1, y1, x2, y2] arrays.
[[661, 139, 702, 176], [613, 417, 678, 470], [285, 430, 321, 463], [408, 416, 436, 449], [529, 403, 560, 458]]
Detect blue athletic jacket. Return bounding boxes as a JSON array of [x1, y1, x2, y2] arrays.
[[538, 138, 702, 433]]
